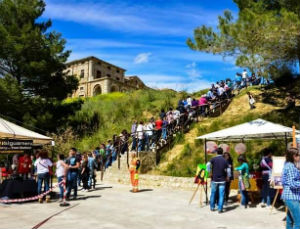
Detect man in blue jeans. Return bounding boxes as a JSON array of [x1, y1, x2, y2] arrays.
[[207, 147, 230, 213], [66, 148, 80, 200]]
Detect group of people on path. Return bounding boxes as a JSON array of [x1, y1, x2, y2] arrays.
[[32, 148, 100, 202]]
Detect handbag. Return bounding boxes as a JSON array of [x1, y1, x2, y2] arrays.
[[242, 174, 251, 190], [39, 160, 53, 176]]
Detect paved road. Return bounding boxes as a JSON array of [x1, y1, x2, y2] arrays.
[[0, 183, 285, 229]]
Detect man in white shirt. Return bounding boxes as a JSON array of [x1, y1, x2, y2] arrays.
[[242, 69, 248, 87], [242, 69, 248, 79], [136, 121, 144, 152], [218, 87, 225, 97], [173, 108, 181, 125], [187, 96, 192, 107], [145, 120, 154, 151]]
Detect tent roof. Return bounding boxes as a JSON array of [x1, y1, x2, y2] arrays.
[[0, 117, 52, 145], [197, 119, 299, 141]]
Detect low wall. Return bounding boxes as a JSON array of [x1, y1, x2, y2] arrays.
[[102, 171, 207, 191]]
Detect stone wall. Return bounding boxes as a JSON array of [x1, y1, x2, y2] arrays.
[[102, 170, 199, 191]]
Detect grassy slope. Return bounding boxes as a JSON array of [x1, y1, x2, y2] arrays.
[[53, 89, 185, 154], [153, 85, 300, 177]]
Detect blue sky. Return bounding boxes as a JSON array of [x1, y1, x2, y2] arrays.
[[43, 0, 240, 92]]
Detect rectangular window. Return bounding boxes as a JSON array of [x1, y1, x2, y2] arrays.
[[80, 69, 84, 78], [107, 66, 111, 70], [116, 69, 120, 73], [116, 77, 120, 81], [95, 70, 102, 79], [107, 74, 111, 77], [80, 87, 84, 91]]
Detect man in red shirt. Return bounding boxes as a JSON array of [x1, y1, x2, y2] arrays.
[[18, 153, 32, 179], [155, 117, 163, 144]]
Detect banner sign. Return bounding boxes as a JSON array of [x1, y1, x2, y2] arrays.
[[0, 139, 33, 151]]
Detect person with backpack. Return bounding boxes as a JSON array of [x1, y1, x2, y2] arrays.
[[259, 148, 273, 208], [235, 155, 250, 208], [66, 148, 80, 200]]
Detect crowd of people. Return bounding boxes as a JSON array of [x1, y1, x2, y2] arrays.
[[206, 145, 300, 229], [235, 69, 272, 89]]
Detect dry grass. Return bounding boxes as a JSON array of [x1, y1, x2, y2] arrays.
[[154, 86, 288, 176]]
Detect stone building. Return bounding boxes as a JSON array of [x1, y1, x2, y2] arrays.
[[65, 56, 147, 98]]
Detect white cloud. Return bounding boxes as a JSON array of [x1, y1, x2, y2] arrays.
[[186, 62, 202, 78], [44, 1, 223, 36], [67, 39, 147, 49], [146, 80, 212, 92], [186, 62, 196, 68], [138, 74, 212, 92], [134, 52, 152, 64]]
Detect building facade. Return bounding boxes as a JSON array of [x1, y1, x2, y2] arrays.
[[65, 56, 147, 98]]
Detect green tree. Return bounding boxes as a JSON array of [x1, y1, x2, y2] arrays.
[[187, 0, 300, 74], [0, 0, 80, 132], [0, 0, 78, 100]]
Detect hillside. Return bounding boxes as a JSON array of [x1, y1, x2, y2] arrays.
[[51, 89, 186, 154], [152, 84, 300, 177]]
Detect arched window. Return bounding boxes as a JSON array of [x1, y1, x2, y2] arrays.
[[93, 84, 102, 96]]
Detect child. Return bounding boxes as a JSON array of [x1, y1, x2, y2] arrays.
[[56, 154, 68, 201]]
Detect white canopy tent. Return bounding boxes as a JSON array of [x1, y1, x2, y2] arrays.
[[0, 117, 52, 145], [197, 119, 299, 141], [196, 119, 299, 204]]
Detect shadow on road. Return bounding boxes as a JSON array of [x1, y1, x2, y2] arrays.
[[69, 195, 101, 201], [129, 189, 154, 193], [95, 186, 113, 191], [224, 204, 239, 212]]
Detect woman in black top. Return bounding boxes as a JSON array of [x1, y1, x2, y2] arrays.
[[81, 154, 90, 191], [224, 152, 234, 204]]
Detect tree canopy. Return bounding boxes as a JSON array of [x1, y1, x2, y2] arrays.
[[0, 0, 78, 100], [0, 0, 80, 132], [187, 0, 300, 75]]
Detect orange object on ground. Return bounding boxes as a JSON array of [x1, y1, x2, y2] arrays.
[[129, 157, 140, 192]]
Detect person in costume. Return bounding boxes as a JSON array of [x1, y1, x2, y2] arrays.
[[129, 152, 140, 192]]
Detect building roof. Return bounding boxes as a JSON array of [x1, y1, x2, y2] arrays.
[[66, 56, 126, 71]]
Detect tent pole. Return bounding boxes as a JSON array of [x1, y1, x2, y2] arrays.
[[204, 138, 208, 205], [50, 146, 54, 189], [285, 133, 288, 150]]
